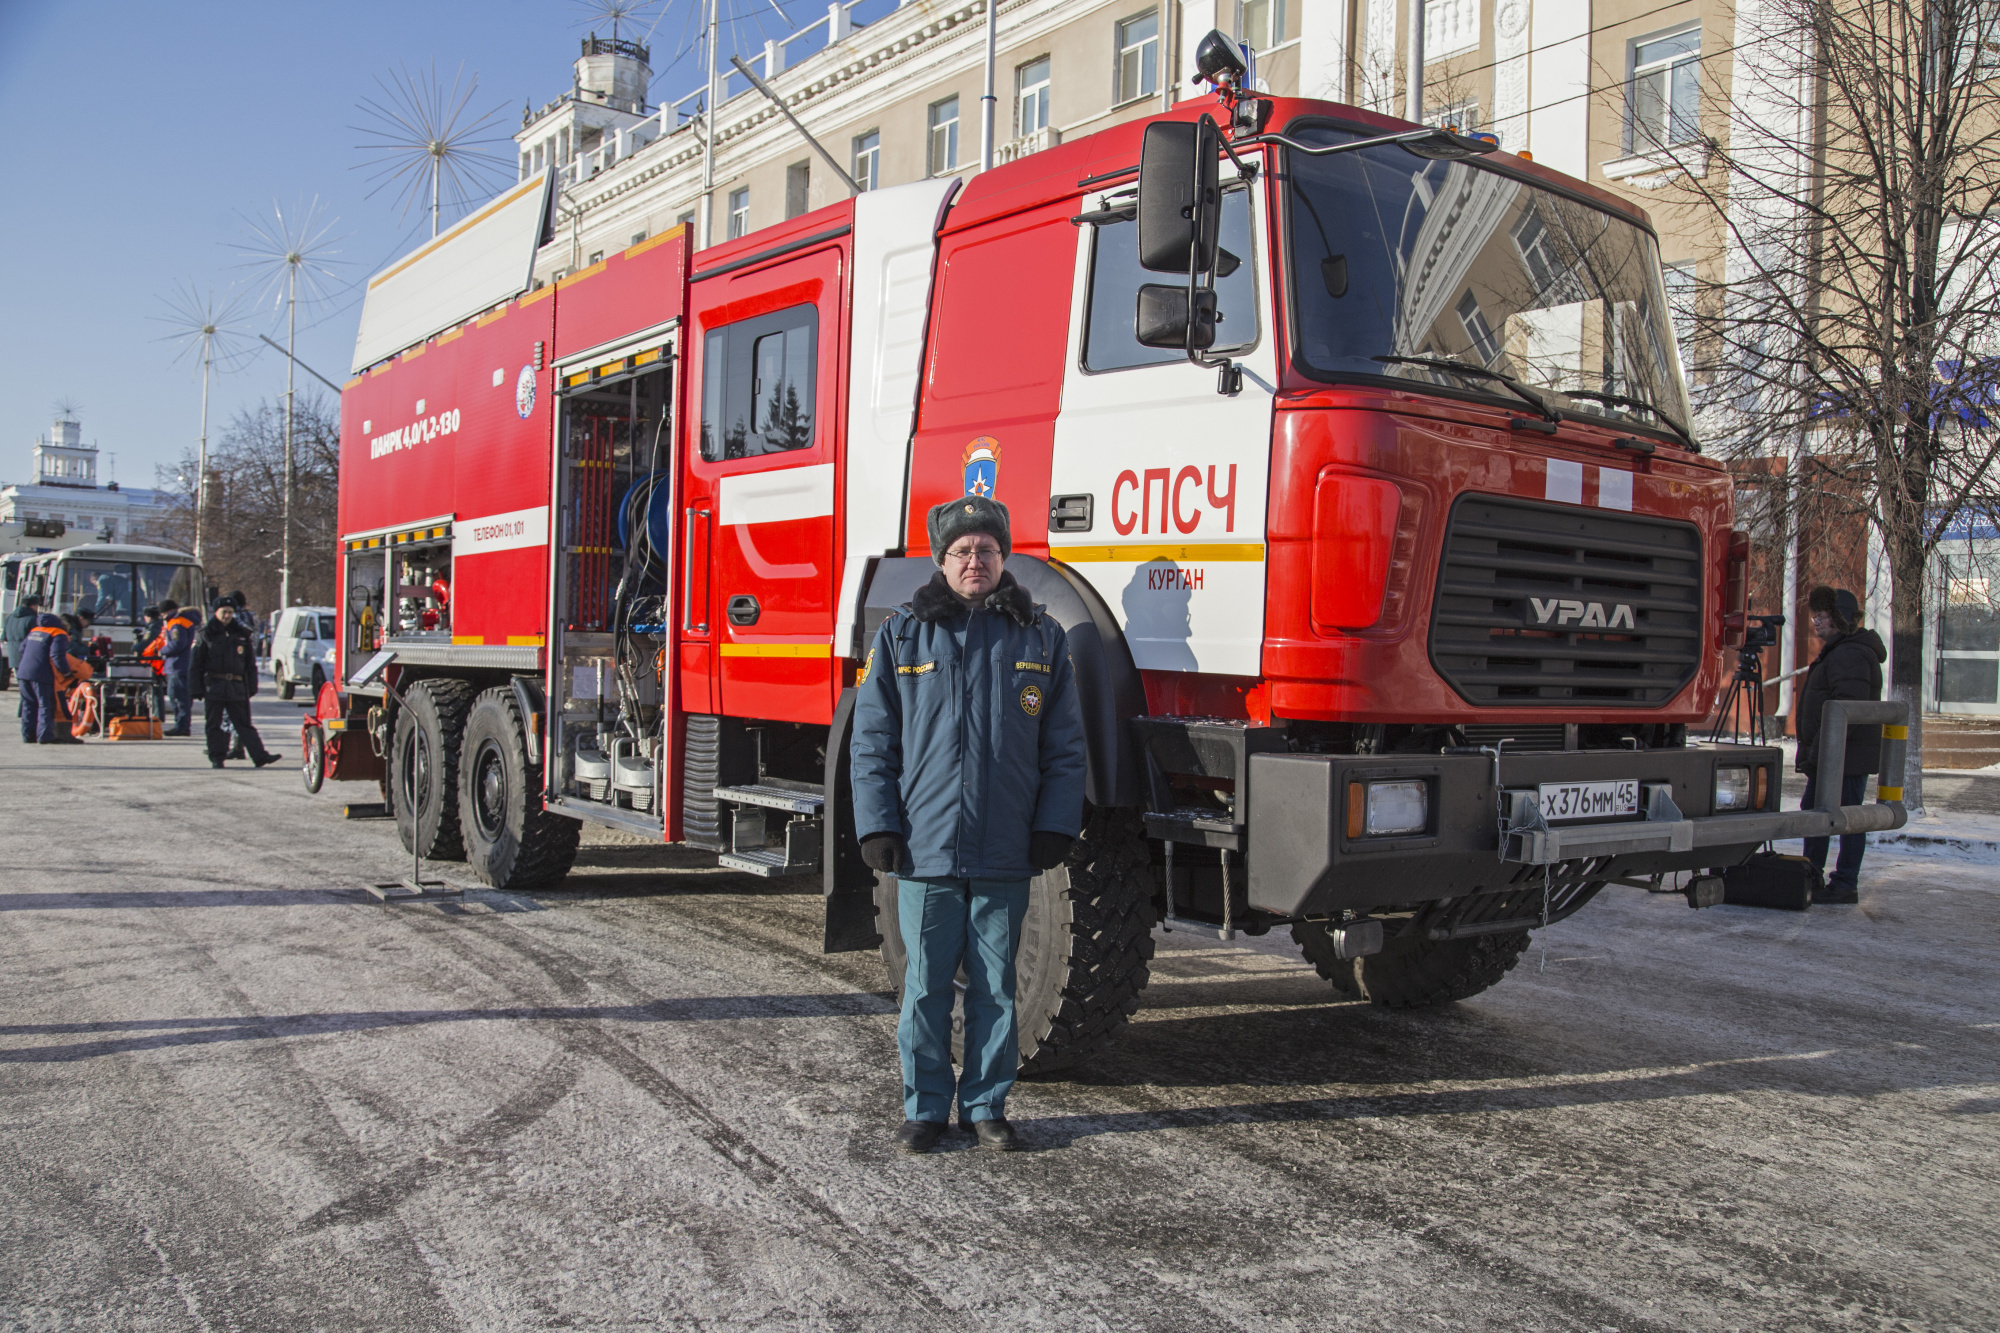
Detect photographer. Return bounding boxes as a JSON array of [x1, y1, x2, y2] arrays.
[[1794, 586, 1886, 905]]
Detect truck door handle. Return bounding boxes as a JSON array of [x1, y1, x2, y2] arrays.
[[726, 595, 761, 626]]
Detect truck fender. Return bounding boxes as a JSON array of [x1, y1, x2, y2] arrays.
[[854, 554, 1147, 811]]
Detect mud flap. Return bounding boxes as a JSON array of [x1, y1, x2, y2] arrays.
[[821, 687, 883, 953]]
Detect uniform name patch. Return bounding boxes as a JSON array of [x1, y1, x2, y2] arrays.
[[897, 660, 936, 676], [1019, 683, 1044, 716], [1014, 660, 1050, 673]]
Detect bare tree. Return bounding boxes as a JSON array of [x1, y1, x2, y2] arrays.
[[154, 391, 341, 617], [1659, 0, 2000, 811]]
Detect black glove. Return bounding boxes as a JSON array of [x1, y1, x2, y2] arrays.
[[859, 833, 905, 873], [1028, 832, 1074, 871]]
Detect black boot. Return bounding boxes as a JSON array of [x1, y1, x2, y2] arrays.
[[894, 1120, 946, 1155]]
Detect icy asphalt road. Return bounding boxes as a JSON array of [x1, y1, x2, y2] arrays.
[[2, 694, 1997, 1332]]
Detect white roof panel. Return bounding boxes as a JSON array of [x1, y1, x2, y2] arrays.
[[349, 173, 553, 374]]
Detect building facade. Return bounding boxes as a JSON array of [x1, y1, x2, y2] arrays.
[[0, 414, 178, 548]]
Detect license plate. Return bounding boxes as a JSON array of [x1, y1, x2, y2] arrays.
[[1538, 779, 1639, 821]]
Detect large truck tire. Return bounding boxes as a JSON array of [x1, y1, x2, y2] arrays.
[[875, 808, 1156, 1076], [1293, 921, 1530, 1009], [276, 665, 296, 700], [458, 687, 579, 890], [391, 678, 475, 862]]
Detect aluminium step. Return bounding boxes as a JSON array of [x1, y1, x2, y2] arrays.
[[1145, 807, 1243, 850], [716, 847, 820, 878], [713, 783, 825, 814]]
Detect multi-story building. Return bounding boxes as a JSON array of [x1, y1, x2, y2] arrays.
[[0, 414, 178, 548]]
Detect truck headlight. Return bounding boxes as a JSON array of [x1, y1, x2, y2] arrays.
[[1714, 767, 1752, 811], [1364, 780, 1428, 836]]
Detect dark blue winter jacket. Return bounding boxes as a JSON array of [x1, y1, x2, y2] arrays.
[[850, 571, 1087, 881], [15, 615, 70, 683]]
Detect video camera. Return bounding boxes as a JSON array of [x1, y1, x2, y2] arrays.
[[1742, 613, 1784, 654]]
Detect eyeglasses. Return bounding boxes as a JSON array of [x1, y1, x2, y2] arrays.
[[943, 546, 1003, 566]]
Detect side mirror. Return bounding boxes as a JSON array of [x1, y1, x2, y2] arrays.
[[1136, 285, 1218, 349], [1137, 120, 1221, 274]]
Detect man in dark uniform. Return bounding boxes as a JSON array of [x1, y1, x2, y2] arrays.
[[16, 612, 70, 743], [1795, 586, 1887, 905], [190, 599, 279, 769], [850, 496, 1087, 1154], [150, 599, 198, 736]]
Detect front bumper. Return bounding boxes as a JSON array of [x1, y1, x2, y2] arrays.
[[1242, 743, 1907, 917]]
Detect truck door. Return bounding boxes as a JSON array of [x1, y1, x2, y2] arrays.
[[684, 242, 844, 724], [1047, 163, 1276, 679]]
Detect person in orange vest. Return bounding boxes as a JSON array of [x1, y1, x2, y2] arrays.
[[17, 614, 84, 744], [145, 599, 198, 736]]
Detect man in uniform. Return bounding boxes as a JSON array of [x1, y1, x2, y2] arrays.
[[849, 495, 1086, 1154], [148, 599, 198, 736], [190, 599, 278, 769]]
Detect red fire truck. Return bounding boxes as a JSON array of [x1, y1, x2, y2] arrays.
[[310, 41, 1904, 1071]]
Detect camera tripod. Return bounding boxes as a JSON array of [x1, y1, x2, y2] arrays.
[[1709, 650, 1769, 744]]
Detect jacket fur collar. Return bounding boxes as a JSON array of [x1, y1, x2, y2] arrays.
[[908, 570, 1039, 626]]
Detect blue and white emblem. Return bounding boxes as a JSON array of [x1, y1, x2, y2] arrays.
[[962, 436, 1000, 497]]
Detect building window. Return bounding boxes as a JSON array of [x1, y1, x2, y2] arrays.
[[588, 250, 604, 265], [786, 161, 811, 218], [728, 188, 750, 239], [1116, 11, 1160, 104], [520, 153, 532, 182], [852, 131, 881, 192], [928, 96, 960, 175], [630, 232, 648, 246], [677, 210, 695, 231], [1424, 98, 1480, 135], [1241, 0, 1286, 51], [1457, 291, 1501, 366], [1627, 26, 1702, 153], [1016, 57, 1051, 136]]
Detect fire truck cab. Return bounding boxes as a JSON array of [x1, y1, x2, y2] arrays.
[[320, 59, 1905, 1072]]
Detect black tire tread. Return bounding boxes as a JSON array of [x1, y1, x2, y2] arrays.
[[460, 687, 579, 890], [1293, 921, 1529, 1009], [1018, 808, 1156, 1074], [876, 807, 1156, 1077], [396, 678, 476, 860]]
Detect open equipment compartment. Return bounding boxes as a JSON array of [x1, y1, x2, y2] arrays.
[[548, 334, 677, 830]]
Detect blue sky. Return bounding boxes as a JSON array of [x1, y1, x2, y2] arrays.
[[0, 0, 821, 491]]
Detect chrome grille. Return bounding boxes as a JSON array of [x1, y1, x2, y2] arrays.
[[1429, 494, 1703, 707]]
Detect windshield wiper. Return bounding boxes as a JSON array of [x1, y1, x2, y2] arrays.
[[1562, 389, 1699, 451], [1372, 355, 1562, 423]]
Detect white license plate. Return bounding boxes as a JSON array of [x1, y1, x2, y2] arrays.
[[1538, 779, 1640, 821]]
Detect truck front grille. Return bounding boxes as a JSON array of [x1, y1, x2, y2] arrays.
[[1429, 494, 1703, 708]]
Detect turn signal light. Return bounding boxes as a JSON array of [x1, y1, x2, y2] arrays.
[[1346, 781, 1365, 839], [1753, 766, 1769, 809]]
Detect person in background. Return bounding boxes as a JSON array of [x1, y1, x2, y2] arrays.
[[137, 605, 162, 660], [52, 615, 94, 739], [147, 599, 198, 736], [16, 612, 69, 743], [6, 595, 43, 716], [73, 608, 111, 674], [190, 598, 278, 769], [1794, 585, 1887, 905]]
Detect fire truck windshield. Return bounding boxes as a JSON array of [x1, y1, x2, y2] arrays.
[[1283, 125, 1694, 442]]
